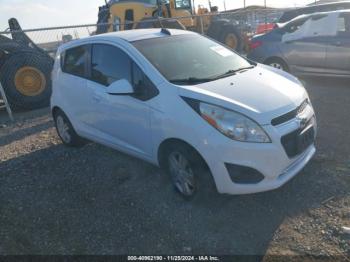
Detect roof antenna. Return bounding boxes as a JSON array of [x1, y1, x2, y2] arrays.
[[161, 27, 171, 35]]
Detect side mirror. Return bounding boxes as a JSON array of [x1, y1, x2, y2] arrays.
[[106, 79, 134, 95]]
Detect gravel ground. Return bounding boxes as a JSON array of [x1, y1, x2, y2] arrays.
[[0, 77, 349, 257]]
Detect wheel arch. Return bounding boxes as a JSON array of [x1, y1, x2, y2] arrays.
[[264, 56, 290, 71], [52, 106, 63, 118], [157, 138, 209, 171]]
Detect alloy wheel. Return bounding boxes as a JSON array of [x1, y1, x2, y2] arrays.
[[270, 62, 283, 70], [56, 115, 71, 144], [168, 151, 196, 197]]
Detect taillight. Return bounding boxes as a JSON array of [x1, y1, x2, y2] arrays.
[[250, 41, 263, 50]]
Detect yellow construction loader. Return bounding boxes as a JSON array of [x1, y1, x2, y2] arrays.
[[97, 0, 244, 51]]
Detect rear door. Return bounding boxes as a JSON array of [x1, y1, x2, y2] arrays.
[[60, 45, 95, 132], [325, 13, 350, 76], [279, 14, 333, 74]]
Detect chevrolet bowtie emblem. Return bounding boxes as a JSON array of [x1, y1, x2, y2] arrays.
[[297, 116, 308, 129]]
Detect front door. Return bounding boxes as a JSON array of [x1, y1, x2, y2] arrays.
[[325, 13, 350, 76], [87, 43, 153, 158], [279, 14, 335, 74]]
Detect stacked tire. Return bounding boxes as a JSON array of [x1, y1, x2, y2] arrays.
[[0, 49, 53, 110]]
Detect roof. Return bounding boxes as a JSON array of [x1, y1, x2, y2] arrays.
[[58, 28, 196, 52], [90, 28, 196, 42], [307, 0, 350, 6], [279, 1, 350, 22], [280, 9, 350, 26]]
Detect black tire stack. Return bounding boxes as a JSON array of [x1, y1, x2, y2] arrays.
[[0, 50, 53, 110]]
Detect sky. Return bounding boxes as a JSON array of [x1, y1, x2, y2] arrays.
[[0, 0, 315, 31]]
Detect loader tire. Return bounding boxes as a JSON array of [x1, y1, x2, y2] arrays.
[[219, 26, 243, 52], [0, 51, 53, 110]]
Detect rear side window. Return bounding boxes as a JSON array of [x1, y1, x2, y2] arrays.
[[91, 44, 131, 86], [337, 13, 350, 36], [284, 17, 309, 33], [62, 45, 87, 78]]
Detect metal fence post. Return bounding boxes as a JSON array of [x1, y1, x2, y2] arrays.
[[0, 82, 14, 122], [199, 15, 204, 35]]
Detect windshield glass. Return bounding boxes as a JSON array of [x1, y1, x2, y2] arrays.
[[132, 34, 252, 84]]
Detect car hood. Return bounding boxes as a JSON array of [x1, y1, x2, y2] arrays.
[[177, 65, 308, 125]]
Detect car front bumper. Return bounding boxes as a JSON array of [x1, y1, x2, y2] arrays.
[[197, 107, 317, 195]]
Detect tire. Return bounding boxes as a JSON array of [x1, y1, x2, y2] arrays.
[[219, 26, 243, 52], [265, 58, 289, 72], [0, 51, 54, 110], [53, 109, 86, 147], [162, 142, 215, 200]]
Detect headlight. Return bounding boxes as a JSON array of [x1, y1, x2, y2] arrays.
[[199, 102, 271, 143]]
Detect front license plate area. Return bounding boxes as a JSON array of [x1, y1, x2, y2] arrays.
[[297, 125, 315, 153]]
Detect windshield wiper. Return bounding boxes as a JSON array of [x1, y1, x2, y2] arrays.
[[169, 77, 213, 84], [212, 65, 256, 81], [169, 66, 256, 84]]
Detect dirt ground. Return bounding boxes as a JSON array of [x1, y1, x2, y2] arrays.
[[0, 77, 349, 258]]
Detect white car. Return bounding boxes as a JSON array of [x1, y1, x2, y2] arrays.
[[51, 28, 317, 198]]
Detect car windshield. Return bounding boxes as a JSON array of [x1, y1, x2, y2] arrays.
[[132, 34, 253, 85]]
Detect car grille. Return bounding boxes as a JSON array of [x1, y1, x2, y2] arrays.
[[271, 99, 309, 126], [281, 121, 315, 158]]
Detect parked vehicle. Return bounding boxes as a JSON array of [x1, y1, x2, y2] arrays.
[[256, 23, 276, 35], [51, 29, 316, 198], [96, 0, 245, 51], [278, 1, 350, 23], [248, 10, 350, 77]]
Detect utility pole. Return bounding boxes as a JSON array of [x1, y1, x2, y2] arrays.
[[264, 0, 267, 30], [243, 0, 246, 8], [223, 0, 226, 11]]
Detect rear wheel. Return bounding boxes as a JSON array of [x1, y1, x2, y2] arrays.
[[53, 109, 86, 147], [0, 51, 53, 110]]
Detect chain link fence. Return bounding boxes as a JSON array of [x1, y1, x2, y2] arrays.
[[0, 7, 286, 111], [0, 7, 286, 55]]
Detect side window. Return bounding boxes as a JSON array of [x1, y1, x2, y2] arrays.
[[91, 44, 131, 86], [175, 0, 190, 9], [337, 14, 350, 36], [62, 45, 87, 77], [132, 63, 159, 101], [306, 14, 333, 37], [283, 18, 309, 34]]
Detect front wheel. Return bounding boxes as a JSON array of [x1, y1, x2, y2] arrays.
[[168, 150, 197, 198], [163, 143, 215, 199], [265, 58, 289, 72]]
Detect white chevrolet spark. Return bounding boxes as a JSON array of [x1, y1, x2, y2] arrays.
[[51, 28, 317, 198]]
